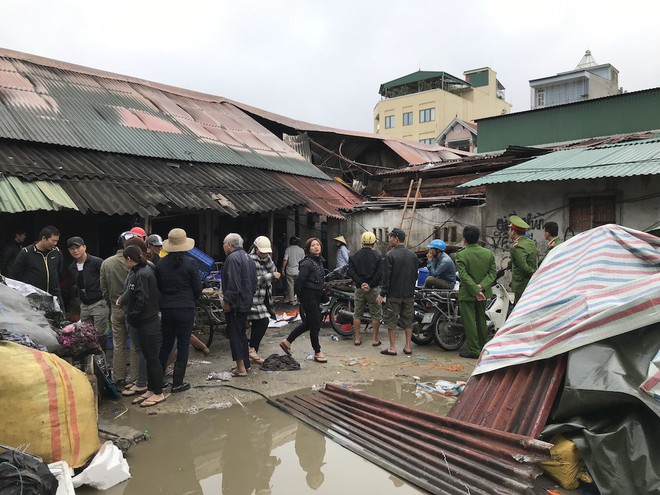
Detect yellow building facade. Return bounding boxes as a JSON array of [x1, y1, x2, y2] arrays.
[[374, 68, 512, 143]]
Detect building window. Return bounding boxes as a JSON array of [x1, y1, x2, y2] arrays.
[[419, 108, 435, 123], [535, 89, 545, 107], [403, 112, 413, 126], [569, 195, 616, 234], [384, 115, 395, 129], [419, 138, 435, 145]]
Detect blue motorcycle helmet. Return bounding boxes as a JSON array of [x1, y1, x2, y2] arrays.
[[428, 239, 446, 251]]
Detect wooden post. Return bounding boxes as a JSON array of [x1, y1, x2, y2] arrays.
[[406, 179, 423, 248], [399, 179, 414, 228]]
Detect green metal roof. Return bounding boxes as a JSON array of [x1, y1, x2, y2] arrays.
[[379, 70, 469, 95], [0, 176, 78, 213], [476, 88, 660, 153], [460, 137, 660, 187], [0, 50, 328, 180]]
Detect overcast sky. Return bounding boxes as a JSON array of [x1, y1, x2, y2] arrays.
[[2, 0, 659, 132]]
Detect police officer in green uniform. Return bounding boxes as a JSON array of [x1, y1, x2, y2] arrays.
[[507, 215, 538, 305], [455, 225, 496, 359], [544, 221, 563, 252]]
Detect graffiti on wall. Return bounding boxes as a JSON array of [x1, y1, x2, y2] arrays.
[[488, 211, 546, 251]]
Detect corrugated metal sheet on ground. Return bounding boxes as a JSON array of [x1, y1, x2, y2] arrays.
[[448, 356, 566, 438], [0, 176, 78, 213], [461, 137, 660, 187], [272, 172, 364, 219], [277, 383, 551, 495], [0, 141, 309, 217], [475, 225, 660, 376], [0, 49, 327, 179]]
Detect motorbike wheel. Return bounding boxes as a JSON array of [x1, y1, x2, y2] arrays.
[[433, 314, 466, 351], [329, 300, 355, 337], [411, 320, 434, 346]]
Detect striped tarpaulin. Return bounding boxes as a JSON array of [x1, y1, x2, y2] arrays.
[[475, 224, 660, 378]]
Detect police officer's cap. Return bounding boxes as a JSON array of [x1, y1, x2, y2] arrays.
[[509, 215, 530, 233]]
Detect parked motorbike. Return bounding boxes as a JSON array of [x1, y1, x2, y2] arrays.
[[431, 269, 514, 350]]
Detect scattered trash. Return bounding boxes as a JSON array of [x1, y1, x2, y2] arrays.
[[72, 441, 130, 490], [207, 371, 232, 381], [415, 380, 466, 397], [330, 335, 339, 341], [48, 460, 75, 495], [306, 353, 314, 361], [311, 384, 324, 391], [415, 355, 429, 360], [207, 402, 232, 410], [260, 354, 300, 371], [412, 376, 420, 381], [191, 360, 211, 365]]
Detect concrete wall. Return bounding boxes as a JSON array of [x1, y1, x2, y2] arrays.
[[341, 205, 484, 256], [482, 175, 660, 269]]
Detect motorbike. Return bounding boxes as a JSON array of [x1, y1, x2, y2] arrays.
[[430, 269, 514, 350], [322, 279, 447, 343]]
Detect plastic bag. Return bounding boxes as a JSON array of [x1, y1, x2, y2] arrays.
[[72, 441, 131, 490], [0, 448, 58, 495]]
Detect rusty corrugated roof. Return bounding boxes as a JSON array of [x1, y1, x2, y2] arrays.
[[0, 48, 327, 179], [0, 140, 308, 217], [272, 172, 364, 219], [448, 356, 567, 438], [277, 383, 551, 495]]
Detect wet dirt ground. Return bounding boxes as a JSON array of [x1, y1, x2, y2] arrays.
[[90, 314, 581, 495]]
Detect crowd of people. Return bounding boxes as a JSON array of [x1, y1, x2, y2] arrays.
[[0, 215, 561, 401]]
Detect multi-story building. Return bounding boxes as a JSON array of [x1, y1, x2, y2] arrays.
[[373, 67, 511, 144], [529, 50, 620, 109]]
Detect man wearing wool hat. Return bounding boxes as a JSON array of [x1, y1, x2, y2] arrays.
[[507, 215, 538, 305]]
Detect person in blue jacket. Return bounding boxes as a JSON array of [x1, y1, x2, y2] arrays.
[[424, 239, 456, 289]]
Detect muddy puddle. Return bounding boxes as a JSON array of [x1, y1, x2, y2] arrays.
[[82, 379, 455, 494]]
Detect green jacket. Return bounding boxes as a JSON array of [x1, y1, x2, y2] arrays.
[[455, 244, 497, 302], [547, 237, 563, 251], [509, 236, 537, 294]]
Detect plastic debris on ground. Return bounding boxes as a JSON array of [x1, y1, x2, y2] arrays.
[[268, 311, 301, 328], [71, 441, 130, 491], [48, 460, 76, 495], [415, 380, 466, 398], [207, 371, 233, 381]]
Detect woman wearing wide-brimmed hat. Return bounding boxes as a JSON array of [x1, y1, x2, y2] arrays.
[[155, 228, 202, 393]]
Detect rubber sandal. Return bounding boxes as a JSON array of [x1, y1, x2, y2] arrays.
[[122, 386, 148, 397], [403, 349, 412, 355], [380, 349, 397, 356], [313, 354, 327, 363], [140, 396, 166, 408], [354, 340, 362, 346], [132, 393, 152, 405], [231, 369, 248, 377], [372, 340, 382, 347], [279, 341, 292, 356]]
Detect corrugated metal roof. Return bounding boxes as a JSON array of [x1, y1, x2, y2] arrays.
[[448, 356, 566, 438], [0, 176, 78, 213], [461, 137, 660, 187], [272, 172, 364, 219], [379, 70, 468, 91], [0, 141, 308, 217], [0, 48, 327, 179], [278, 383, 551, 495], [230, 100, 471, 163]]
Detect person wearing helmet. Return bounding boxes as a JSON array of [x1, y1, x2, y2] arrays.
[[425, 239, 456, 289], [347, 231, 383, 346], [146, 234, 163, 264]]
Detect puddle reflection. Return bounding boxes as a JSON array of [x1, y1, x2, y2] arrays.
[[83, 380, 448, 494]]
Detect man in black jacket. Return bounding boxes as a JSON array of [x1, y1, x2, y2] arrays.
[[10, 225, 64, 309], [222, 233, 257, 376], [68, 236, 110, 349], [347, 231, 383, 347], [376, 228, 419, 356]]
